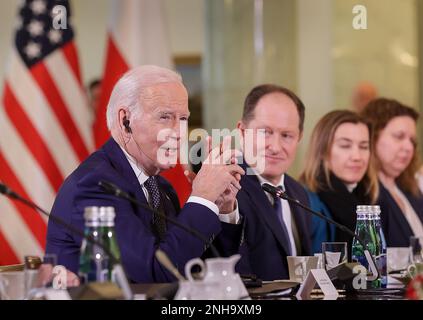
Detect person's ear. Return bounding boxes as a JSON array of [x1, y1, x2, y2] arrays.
[[237, 121, 245, 138], [118, 109, 132, 136], [122, 116, 132, 134], [237, 121, 247, 152]]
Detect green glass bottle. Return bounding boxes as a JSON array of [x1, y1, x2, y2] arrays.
[[370, 205, 387, 288], [99, 206, 121, 282], [368, 206, 381, 288], [366, 206, 378, 257], [352, 205, 375, 268], [78, 207, 109, 283]]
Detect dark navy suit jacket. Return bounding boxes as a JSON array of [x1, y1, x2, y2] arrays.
[[215, 165, 312, 281], [46, 138, 223, 283], [378, 182, 423, 247]]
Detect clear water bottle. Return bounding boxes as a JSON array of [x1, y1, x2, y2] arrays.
[[24, 256, 42, 297], [372, 205, 387, 288], [99, 206, 121, 282], [78, 207, 109, 283]]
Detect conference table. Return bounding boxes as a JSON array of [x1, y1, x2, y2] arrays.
[[126, 281, 407, 301]]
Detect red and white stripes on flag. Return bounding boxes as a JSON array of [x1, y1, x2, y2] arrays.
[[93, 0, 192, 205], [0, 0, 92, 264], [94, 0, 174, 145]]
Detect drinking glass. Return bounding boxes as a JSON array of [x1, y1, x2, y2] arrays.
[[322, 242, 348, 271], [37, 254, 58, 288], [0, 271, 25, 300], [410, 236, 423, 264], [42, 254, 58, 267], [386, 247, 411, 273], [408, 236, 423, 278], [23, 255, 42, 298]]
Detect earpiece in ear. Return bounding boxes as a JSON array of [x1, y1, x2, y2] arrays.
[[123, 116, 132, 134]]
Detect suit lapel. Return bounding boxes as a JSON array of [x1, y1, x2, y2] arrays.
[[102, 138, 148, 211], [380, 184, 413, 239], [284, 177, 310, 255], [402, 189, 423, 223], [242, 173, 292, 256]]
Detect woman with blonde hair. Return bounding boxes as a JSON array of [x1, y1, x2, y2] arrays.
[[361, 98, 423, 246], [300, 110, 378, 253]]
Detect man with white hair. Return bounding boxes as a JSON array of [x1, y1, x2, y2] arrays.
[[46, 65, 244, 283]]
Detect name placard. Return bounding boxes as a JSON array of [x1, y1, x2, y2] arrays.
[[295, 269, 338, 300]]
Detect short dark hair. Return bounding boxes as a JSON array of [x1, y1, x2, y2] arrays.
[[242, 84, 306, 132]]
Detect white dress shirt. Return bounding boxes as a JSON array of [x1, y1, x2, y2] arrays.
[[255, 172, 298, 256], [417, 172, 423, 195], [120, 147, 239, 224], [392, 185, 423, 237]]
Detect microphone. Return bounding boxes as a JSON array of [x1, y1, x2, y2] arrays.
[[97, 180, 131, 200], [262, 183, 358, 239], [0, 182, 119, 265], [98, 180, 220, 258], [0, 182, 133, 299], [0, 182, 19, 199], [262, 183, 379, 281]]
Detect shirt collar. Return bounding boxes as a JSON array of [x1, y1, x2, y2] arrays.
[[252, 168, 285, 191], [120, 146, 150, 185], [345, 183, 357, 193]]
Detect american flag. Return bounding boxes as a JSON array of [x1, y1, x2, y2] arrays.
[[0, 0, 93, 264]]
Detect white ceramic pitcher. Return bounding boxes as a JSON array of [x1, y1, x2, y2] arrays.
[[184, 254, 247, 299]]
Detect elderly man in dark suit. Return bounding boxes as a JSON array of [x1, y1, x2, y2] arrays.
[[216, 84, 312, 281], [46, 65, 244, 283]]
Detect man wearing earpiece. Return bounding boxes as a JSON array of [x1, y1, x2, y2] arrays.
[[45, 65, 245, 283]]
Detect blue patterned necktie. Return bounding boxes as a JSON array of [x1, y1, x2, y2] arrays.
[[144, 176, 166, 238], [273, 187, 292, 256]]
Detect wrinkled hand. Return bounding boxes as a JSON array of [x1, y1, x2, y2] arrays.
[[191, 136, 244, 207], [186, 169, 240, 213], [215, 184, 239, 214], [215, 151, 242, 213]]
